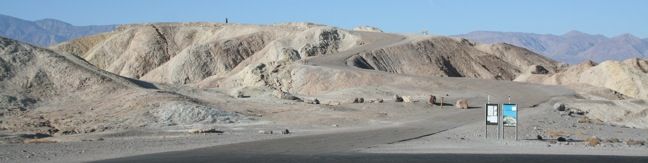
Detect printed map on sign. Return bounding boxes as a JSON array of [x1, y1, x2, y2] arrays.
[[503, 104, 517, 127]]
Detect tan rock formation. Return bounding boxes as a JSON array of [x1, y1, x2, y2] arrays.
[[516, 59, 648, 99]]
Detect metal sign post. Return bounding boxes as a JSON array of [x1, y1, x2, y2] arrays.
[[498, 104, 502, 140], [485, 95, 489, 139], [485, 104, 487, 139], [516, 106, 519, 141]]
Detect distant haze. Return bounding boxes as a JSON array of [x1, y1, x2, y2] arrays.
[[456, 31, 648, 64], [0, 0, 646, 38], [0, 14, 115, 46]]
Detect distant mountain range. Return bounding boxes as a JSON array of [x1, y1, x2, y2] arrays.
[[455, 31, 648, 64], [0, 14, 115, 47], [1, 13, 645, 64]]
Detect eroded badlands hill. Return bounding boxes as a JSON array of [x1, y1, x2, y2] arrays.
[[0, 36, 242, 135], [53, 23, 558, 94], [516, 58, 648, 99]]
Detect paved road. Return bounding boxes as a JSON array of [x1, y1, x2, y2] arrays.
[[96, 153, 648, 163], [92, 108, 647, 163], [94, 109, 474, 162]]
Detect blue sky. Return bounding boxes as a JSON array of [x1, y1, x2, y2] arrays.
[[2, 0, 646, 37]]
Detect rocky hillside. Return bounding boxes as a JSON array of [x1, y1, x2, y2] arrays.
[[0, 36, 242, 135], [456, 31, 648, 64], [515, 58, 648, 99], [0, 14, 115, 47], [54, 22, 558, 93], [349, 37, 557, 80]]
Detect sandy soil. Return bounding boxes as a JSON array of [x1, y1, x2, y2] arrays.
[[362, 97, 648, 156]]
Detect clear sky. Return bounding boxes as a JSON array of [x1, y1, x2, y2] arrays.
[[2, 0, 646, 37]]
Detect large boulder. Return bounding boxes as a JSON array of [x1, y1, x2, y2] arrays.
[[585, 136, 601, 146], [274, 90, 299, 100], [428, 95, 437, 105], [455, 99, 469, 109], [402, 96, 414, 103], [353, 97, 365, 103], [553, 103, 566, 111], [394, 95, 403, 102]]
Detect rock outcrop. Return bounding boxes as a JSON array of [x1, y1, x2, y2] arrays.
[[54, 23, 561, 99], [516, 58, 648, 99], [353, 26, 383, 33], [350, 37, 558, 80]]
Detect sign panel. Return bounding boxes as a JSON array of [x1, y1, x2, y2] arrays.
[[503, 104, 517, 127], [486, 104, 498, 125]]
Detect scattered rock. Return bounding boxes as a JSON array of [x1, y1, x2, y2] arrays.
[[402, 96, 413, 103], [23, 138, 57, 144], [353, 26, 383, 33], [394, 95, 403, 102], [549, 140, 558, 144], [328, 101, 341, 106], [19, 133, 51, 139], [585, 136, 601, 146], [625, 139, 646, 146], [428, 95, 436, 105], [274, 90, 299, 100], [530, 65, 549, 74], [353, 97, 365, 103], [281, 48, 301, 61], [258, 130, 273, 134], [577, 117, 592, 123], [234, 90, 245, 98], [305, 98, 320, 104], [455, 99, 468, 109], [282, 129, 290, 134], [554, 103, 566, 111], [332, 124, 339, 127], [557, 137, 567, 142], [576, 110, 586, 115], [188, 128, 223, 134], [604, 138, 621, 143], [368, 99, 384, 103]]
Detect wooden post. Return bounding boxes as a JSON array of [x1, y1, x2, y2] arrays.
[[440, 97, 444, 109]]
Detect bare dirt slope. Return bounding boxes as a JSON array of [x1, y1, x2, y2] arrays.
[[54, 23, 558, 89], [0, 36, 243, 139]]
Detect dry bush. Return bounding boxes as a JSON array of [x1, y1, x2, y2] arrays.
[[585, 136, 601, 146]]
